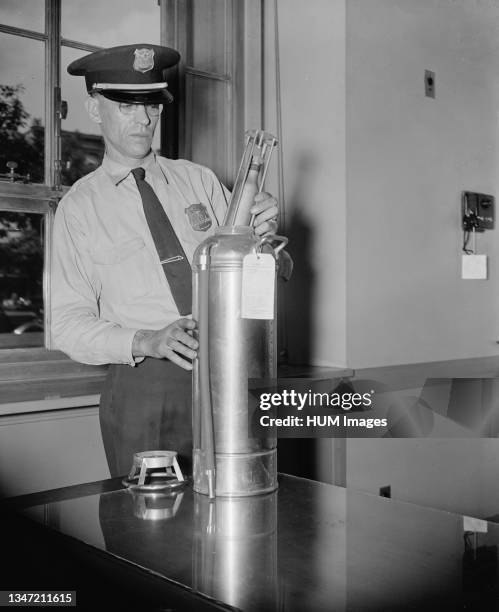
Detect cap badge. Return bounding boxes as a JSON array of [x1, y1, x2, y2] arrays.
[[133, 48, 155, 73], [185, 203, 212, 232]]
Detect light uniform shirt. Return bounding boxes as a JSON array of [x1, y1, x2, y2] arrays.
[[51, 153, 230, 366]]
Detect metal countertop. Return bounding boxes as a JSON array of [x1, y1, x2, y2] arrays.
[[11, 473, 499, 611]]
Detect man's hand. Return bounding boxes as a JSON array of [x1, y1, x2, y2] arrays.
[[250, 192, 279, 236], [133, 318, 198, 370]]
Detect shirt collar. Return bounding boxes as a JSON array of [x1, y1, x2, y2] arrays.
[[102, 151, 157, 186]]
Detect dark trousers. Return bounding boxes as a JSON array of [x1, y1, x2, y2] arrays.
[[99, 358, 192, 477]]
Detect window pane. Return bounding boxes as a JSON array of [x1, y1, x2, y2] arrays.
[[0, 34, 45, 184], [184, 74, 230, 183], [61, 0, 160, 47], [61, 46, 105, 186], [0, 211, 44, 349], [187, 0, 228, 74], [0, 0, 45, 34]]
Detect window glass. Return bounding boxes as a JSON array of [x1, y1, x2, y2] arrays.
[[188, 0, 227, 74], [185, 74, 229, 183], [61, 0, 160, 47], [0, 0, 45, 34], [0, 211, 44, 348], [61, 46, 105, 186], [0, 33, 45, 183]]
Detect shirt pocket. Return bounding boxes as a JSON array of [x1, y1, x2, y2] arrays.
[[91, 237, 154, 303]]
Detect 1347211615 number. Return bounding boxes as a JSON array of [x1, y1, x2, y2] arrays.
[[0, 592, 75, 607]]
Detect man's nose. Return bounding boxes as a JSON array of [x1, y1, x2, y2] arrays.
[[134, 105, 151, 125]]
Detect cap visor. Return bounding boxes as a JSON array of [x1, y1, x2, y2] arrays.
[[98, 89, 174, 104]]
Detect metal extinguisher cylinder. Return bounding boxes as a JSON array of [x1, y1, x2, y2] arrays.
[[192, 130, 286, 497]]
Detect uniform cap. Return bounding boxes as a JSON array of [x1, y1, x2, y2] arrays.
[[67, 44, 180, 104]]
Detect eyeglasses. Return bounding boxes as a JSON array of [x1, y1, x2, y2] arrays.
[[118, 102, 161, 116]]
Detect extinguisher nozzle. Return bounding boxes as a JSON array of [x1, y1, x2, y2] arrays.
[[206, 469, 216, 499]]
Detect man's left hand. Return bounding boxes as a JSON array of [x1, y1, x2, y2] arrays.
[[250, 192, 279, 236]]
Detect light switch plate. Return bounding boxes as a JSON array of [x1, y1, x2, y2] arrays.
[[425, 69, 435, 98], [462, 254, 487, 279]]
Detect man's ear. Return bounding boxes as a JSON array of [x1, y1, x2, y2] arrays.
[[85, 95, 101, 124]]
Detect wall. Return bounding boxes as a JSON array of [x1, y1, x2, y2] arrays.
[[347, 0, 499, 368], [343, 2, 499, 518], [345, 373, 499, 518], [0, 406, 110, 497], [263, 0, 347, 368], [264, 0, 499, 370], [260, 1, 499, 508], [347, 438, 499, 519]]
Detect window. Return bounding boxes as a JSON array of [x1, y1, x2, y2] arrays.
[[0, 0, 163, 351], [0, 0, 259, 401], [0, 28, 46, 183], [0, 193, 53, 350], [0, 2, 54, 349]]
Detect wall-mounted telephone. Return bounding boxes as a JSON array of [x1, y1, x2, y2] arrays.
[[462, 191, 495, 232]]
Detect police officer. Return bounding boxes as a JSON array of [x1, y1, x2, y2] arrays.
[[51, 44, 278, 476]]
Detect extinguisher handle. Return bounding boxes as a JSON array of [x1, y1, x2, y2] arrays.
[[257, 234, 288, 256]]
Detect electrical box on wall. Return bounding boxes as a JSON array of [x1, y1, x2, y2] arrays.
[[462, 192, 495, 232]]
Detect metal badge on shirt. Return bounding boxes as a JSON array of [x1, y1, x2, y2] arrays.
[[185, 203, 212, 231]]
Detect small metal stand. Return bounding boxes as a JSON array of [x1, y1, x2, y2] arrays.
[[122, 450, 186, 492]]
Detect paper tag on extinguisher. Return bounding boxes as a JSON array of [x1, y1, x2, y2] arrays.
[[241, 253, 275, 319]]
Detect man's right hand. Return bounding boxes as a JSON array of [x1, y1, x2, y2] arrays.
[[132, 318, 198, 370]]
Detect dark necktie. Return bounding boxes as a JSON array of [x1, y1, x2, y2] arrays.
[[131, 167, 192, 315]]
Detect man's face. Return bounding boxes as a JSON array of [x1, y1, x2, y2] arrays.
[[89, 95, 162, 164]]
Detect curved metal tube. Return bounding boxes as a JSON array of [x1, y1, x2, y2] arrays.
[[197, 242, 216, 499]]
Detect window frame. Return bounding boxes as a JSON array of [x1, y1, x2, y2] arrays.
[[0, 0, 105, 390], [166, 0, 262, 185], [0, 1, 61, 357], [0, 183, 56, 349]]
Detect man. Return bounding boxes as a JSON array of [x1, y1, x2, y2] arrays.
[[51, 44, 278, 477]]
